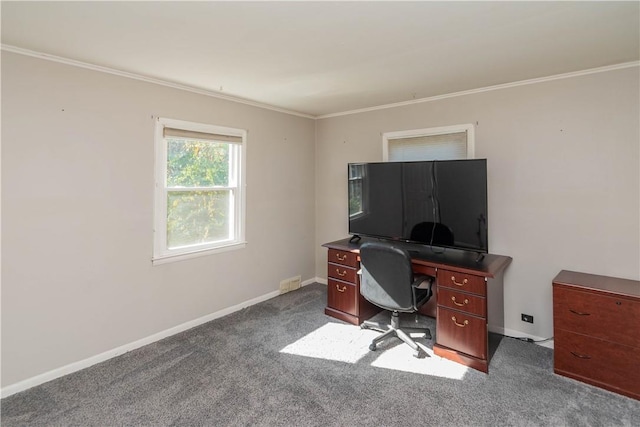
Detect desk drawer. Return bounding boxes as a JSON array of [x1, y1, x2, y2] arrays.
[[327, 279, 357, 315], [554, 328, 640, 398], [553, 286, 640, 348], [437, 269, 486, 296], [437, 306, 487, 359], [438, 287, 486, 318], [328, 263, 358, 284], [328, 249, 359, 268]]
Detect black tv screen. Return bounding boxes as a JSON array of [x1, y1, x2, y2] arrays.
[[348, 159, 488, 253]]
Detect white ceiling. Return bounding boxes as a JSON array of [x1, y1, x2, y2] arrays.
[[2, 1, 639, 117]]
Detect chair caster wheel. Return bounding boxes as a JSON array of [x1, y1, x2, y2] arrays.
[[369, 343, 377, 351]]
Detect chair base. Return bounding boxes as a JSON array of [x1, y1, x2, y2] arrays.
[[361, 311, 431, 358]]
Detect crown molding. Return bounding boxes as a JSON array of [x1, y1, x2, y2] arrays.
[[3, 44, 637, 121], [316, 61, 640, 119], [0, 44, 315, 119]]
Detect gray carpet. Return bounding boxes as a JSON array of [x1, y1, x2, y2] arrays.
[[2, 283, 639, 426]]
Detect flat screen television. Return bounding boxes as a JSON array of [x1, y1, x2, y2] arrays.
[[348, 159, 488, 253]]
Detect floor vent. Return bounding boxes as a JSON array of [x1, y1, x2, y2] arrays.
[[280, 275, 302, 294]]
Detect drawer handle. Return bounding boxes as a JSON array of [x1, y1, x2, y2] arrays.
[[570, 351, 591, 360], [569, 309, 591, 316], [336, 268, 347, 277], [335, 253, 347, 261], [336, 284, 346, 293], [451, 276, 468, 287], [451, 296, 469, 307], [451, 316, 469, 327]]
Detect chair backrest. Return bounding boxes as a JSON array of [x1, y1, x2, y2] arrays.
[[409, 222, 454, 246], [359, 242, 415, 312]]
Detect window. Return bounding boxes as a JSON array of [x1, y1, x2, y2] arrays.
[[383, 124, 475, 161], [153, 118, 246, 264], [348, 163, 367, 218]]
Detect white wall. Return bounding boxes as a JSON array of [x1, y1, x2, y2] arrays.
[[315, 66, 640, 340], [1, 52, 316, 388]]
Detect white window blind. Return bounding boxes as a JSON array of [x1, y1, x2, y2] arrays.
[[163, 127, 243, 144], [388, 131, 468, 161]]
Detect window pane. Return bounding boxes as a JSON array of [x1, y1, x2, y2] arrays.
[[349, 163, 364, 179], [167, 190, 231, 248], [167, 138, 229, 187], [349, 180, 363, 216]]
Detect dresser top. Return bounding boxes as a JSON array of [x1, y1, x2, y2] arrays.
[[553, 270, 640, 299]]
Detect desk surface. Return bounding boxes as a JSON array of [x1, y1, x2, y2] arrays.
[[323, 237, 512, 278]]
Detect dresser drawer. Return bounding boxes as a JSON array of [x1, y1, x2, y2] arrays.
[[327, 279, 357, 315], [327, 249, 359, 268], [436, 306, 487, 359], [328, 263, 358, 283], [554, 329, 640, 398], [554, 286, 640, 348], [437, 269, 486, 296], [438, 287, 486, 318]]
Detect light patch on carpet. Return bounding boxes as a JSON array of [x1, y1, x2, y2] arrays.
[[280, 323, 374, 363], [280, 322, 468, 380], [370, 344, 469, 379]]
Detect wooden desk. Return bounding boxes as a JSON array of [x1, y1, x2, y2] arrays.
[[322, 237, 512, 373]]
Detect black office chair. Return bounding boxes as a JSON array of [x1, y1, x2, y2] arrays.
[[359, 242, 434, 358]]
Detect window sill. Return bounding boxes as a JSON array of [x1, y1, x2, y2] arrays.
[[152, 241, 247, 266]]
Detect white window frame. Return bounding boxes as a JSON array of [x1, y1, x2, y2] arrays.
[[153, 117, 247, 265], [382, 123, 475, 161]]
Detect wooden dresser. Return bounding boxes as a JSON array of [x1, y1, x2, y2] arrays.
[[553, 270, 640, 400], [323, 238, 512, 373]]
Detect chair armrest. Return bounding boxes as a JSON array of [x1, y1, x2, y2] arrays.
[[412, 275, 433, 289]]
